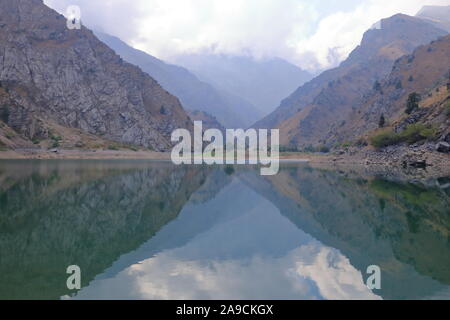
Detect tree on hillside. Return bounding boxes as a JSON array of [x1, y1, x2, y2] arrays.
[[378, 114, 386, 128], [405, 92, 421, 115]]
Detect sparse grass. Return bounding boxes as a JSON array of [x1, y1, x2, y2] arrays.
[[341, 141, 352, 148], [370, 124, 437, 149], [107, 145, 120, 151]]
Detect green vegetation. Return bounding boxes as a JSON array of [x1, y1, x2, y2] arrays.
[[50, 134, 62, 149], [341, 141, 352, 148], [160, 105, 167, 115], [370, 179, 441, 209], [107, 145, 119, 151], [405, 92, 421, 114], [370, 130, 399, 148], [446, 100, 450, 117], [378, 114, 386, 128], [370, 123, 437, 148], [318, 145, 330, 153], [280, 145, 299, 153], [395, 80, 403, 90]]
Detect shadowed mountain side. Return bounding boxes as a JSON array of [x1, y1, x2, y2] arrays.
[[0, 161, 209, 299], [94, 32, 261, 129], [238, 166, 450, 300]]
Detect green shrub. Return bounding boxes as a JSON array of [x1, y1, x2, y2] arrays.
[[107, 145, 119, 151], [378, 114, 386, 128], [341, 141, 352, 148], [446, 100, 450, 117], [370, 124, 437, 149], [400, 123, 436, 144], [370, 130, 400, 148]]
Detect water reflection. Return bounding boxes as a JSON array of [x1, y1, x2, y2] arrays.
[[0, 160, 448, 300]]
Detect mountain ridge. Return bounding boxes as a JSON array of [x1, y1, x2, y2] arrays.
[[95, 32, 261, 128], [0, 0, 192, 151], [254, 13, 448, 150]]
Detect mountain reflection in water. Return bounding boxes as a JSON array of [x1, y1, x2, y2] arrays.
[[0, 160, 449, 300]]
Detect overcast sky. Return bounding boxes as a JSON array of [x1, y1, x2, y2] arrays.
[[44, 0, 450, 72]]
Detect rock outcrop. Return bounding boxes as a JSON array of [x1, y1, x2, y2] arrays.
[[0, 0, 192, 151]]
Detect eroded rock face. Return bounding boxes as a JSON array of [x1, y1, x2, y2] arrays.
[[0, 0, 192, 151]]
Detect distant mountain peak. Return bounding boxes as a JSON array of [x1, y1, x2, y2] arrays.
[[416, 5, 450, 32]]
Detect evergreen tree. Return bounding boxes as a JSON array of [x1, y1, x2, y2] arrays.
[[378, 114, 386, 128], [405, 92, 420, 115]]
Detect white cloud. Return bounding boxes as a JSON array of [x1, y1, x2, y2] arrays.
[[44, 0, 450, 71], [71, 243, 380, 300]]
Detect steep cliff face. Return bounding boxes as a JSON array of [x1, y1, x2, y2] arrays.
[[333, 34, 450, 146], [0, 0, 192, 151], [254, 14, 447, 149]]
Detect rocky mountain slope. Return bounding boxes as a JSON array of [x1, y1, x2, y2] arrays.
[[254, 14, 447, 150], [0, 0, 192, 151], [174, 54, 312, 117], [95, 32, 260, 129], [332, 34, 450, 149]]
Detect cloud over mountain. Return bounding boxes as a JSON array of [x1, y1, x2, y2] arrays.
[[45, 0, 450, 72]]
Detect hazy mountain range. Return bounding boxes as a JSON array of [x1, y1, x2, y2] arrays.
[[95, 32, 261, 129], [173, 54, 313, 117]]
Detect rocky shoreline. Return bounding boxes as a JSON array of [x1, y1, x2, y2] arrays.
[[1, 143, 448, 179]]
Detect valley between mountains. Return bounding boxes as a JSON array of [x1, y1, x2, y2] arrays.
[[0, 0, 449, 174]]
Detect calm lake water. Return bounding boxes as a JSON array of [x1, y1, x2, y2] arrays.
[[0, 160, 449, 300]]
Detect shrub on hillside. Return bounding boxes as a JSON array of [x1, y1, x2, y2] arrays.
[[370, 124, 437, 149], [370, 130, 400, 148]]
